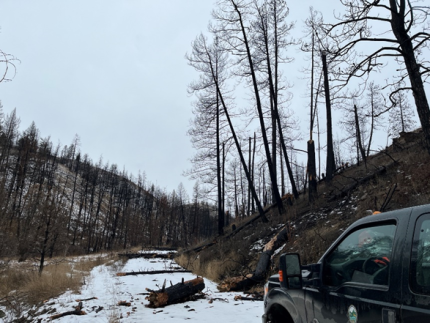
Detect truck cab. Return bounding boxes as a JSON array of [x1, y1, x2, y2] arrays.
[[262, 204, 430, 322]]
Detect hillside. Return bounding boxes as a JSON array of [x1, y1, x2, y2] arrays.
[[1, 126, 430, 317], [176, 129, 430, 286], [0, 127, 218, 271]]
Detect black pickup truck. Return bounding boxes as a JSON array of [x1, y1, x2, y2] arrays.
[[262, 204, 430, 323]]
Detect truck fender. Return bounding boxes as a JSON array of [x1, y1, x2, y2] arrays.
[[265, 288, 303, 323]]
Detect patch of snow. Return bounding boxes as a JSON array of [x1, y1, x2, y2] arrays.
[[272, 244, 287, 257], [4, 254, 262, 322], [250, 239, 264, 251]]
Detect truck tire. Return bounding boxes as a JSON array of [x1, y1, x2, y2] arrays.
[[268, 304, 294, 323]]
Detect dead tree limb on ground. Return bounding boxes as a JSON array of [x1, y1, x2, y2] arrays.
[[185, 207, 273, 254], [118, 252, 175, 259], [75, 297, 97, 302], [234, 294, 263, 301], [328, 164, 394, 202], [117, 270, 191, 276], [50, 302, 86, 320]]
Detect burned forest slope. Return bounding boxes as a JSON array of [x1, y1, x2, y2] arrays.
[[176, 130, 430, 286]]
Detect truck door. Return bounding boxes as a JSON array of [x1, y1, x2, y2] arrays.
[[401, 212, 430, 320], [304, 221, 402, 322]]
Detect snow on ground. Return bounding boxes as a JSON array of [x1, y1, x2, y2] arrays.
[[2, 253, 262, 322]]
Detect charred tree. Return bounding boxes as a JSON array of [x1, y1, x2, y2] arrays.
[[319, 0, 430, 154], [321, 52, 336, 182]]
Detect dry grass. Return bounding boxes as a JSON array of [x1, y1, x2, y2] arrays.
[[176, 238, 257, 282], [175, 249, 235, 282], [0, 252, 120, 318]]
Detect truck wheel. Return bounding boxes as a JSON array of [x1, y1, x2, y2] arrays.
[[268, 304, 294, 323]]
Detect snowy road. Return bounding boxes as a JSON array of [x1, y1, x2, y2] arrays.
[[11, 254, 262, 322]]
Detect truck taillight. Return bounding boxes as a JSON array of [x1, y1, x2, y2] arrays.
[[279, 270, 284, 282]]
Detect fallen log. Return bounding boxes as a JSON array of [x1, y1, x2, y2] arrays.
[[117, 270, 191, 276], [145, 277, 205, 308], [208, 297, 229, 303], [218, 226, 289, 292], [118, 252, 175, 259], [144, 247, 177, 251], [184, 207, 272, 254], [50, 302, 86, 320], [328, 164, 393, 202], [217, 276, 250, 292], [75, 297, 97, 302], [234, 295, 263, 301]]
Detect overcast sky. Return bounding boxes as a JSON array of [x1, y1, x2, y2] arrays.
[[0, 0, 424, 195], [0, 0, 220, 194]]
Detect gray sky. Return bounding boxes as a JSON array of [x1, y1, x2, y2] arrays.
[[0, 1, 424, 195], [0, 0, 219, 194]]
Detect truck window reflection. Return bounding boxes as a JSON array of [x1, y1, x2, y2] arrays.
[[323, 223, 396, 287]]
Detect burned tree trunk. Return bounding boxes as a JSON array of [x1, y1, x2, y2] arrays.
[[321, 52, 336, 182], [307, 140, 318, 203], [354, 104, 366, 166], [253, 227, 288, 281], [145, 277, 205, 308]]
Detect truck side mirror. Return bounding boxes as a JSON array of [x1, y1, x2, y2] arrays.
[[279, 253, 302, 289]]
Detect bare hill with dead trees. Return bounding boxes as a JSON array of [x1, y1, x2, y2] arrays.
[[0, 108, 429, 294], [176, 129, 430, 292], [0, 114, 221, 274]]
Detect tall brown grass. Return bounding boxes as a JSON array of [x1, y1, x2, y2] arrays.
[[0, 253, 120, 318]]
